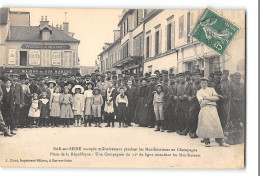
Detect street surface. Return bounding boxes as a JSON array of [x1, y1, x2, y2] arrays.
[[0, 123, 244, 168]]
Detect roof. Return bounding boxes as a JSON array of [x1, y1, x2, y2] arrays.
[[98, 38, 120, 56], [0, 8, 9, 25], [10, 11, 30, 14], [7, 26, 80, 43]]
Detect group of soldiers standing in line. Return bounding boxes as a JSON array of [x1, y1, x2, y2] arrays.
[[0, 68, 244, 146]]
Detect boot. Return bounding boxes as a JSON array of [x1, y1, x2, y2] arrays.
[[180, 128, 189, 135], [4, 132, 13, 137], [78, 119, 82, 127], [154, 125, 160, 131]]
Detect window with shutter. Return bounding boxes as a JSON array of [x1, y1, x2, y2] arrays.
[[15, 50, 19, 66]]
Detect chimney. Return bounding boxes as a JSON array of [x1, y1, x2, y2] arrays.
[[63, 22, 69, 34], [40, 15, 49, 28], [63, 12, 69, 34]]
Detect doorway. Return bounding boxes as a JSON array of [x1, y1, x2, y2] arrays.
[[20, 51, 27, 66]]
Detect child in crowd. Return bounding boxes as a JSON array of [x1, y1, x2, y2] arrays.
[[72, 85, 85, 127], [39, 92, 49, 127], [84, 82, 94, 127], [104, 81, 117, 128], [49, 86, 61, 127], [91, 87, 103, 128], [153, 84, 165, 132], [28, 93, 41, 128], [115, 87, 128, 128], [60, 86, 73, 128]]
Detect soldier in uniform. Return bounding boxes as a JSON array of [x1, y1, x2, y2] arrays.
[[96, 74, 108, 122], [125, 78, 137, 127], [228, 72, 245, 144], [164, 74, 178, 132], [176, 72, 190, 135], [213, 71, 227, 129], [147, 75, 158, 128], [188, 71, 201, 138], [11, 74, 24, 129], [208, 73, 215, 87]]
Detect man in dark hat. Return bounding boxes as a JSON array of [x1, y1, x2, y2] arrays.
[[146, 74, 158, 128], [0, 85, 13, 137], [213, 70, 228, 130], [19, 74, 31, 128], [208, 72, 215, 87], [227, 72, 245, 144], [11, 74, 24, 129], [187, 71, 201, 138], [1, 78, 16, 135], [164, 73, 178, 132], [176, 72, 190, 135], [154, 70, 160, 78], [106, 71, 112, 80]]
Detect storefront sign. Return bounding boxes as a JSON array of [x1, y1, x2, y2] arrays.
[[8, 49, 16, 65], [29, 50, 41, 66], [21, 44, 71, 50]]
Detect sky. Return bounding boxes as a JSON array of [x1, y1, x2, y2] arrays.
[[11, 8, 123, 67]]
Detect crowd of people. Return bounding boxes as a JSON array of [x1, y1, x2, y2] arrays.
[[0, 68, 245, 147]]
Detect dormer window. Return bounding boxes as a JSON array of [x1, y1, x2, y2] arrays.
[[42, 28, 50, 40]]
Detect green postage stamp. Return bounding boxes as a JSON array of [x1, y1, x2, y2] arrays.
[[190, 8, 240, 55]]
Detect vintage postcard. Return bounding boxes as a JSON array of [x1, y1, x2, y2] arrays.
[[0, 8, 245, 168]]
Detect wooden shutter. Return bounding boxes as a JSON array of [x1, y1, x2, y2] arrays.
[[159, 29, 162, 54], [171, 21, 175, 49], [15, 50, 19, 66], [165, 26, 167, 52], [150, 35, 152, 57]]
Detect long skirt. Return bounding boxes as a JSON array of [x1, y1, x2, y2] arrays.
[[196, 105, 224, 138], [85, 97, 92, 116], [50, 102, 60, 117], [60, 104, 73, 119], [135, 97, 148, 126]]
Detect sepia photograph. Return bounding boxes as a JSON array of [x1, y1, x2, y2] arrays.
[[0, 6, 247, 169]]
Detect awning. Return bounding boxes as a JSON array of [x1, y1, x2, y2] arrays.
[[113, 56, 143, 67]]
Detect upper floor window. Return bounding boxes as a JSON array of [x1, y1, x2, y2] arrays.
[[167, 23, 172, 51]]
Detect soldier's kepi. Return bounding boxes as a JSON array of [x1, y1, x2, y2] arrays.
[[190, 8, 239, 55]]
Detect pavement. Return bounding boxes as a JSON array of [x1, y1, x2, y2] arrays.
[[0, 122, 244, 169]]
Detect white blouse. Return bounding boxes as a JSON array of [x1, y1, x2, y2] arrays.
[[196, 87, 218, 107]]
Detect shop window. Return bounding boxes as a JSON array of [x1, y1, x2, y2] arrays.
[[20, 51, 27, 66]]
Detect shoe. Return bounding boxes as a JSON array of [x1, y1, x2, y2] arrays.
[[98, 125, 102, 128], [10, 131, 16, 135], [4, 133, 13, 137], [161, 129, 164, 132], [219, 142, 230, 147], [94, 124, 98, 127], [118, 125, 121, 128], [148, 126, 154, 128], [176, 130, 180, 134], [180, 128, 189, 135], [154, 127, 160, 131], [205, 143, 211, 147], [167, 130, 174, 133], [67, 126, 70, 128], [124, 125, 128, 128], [105, 124, 110, 127], [189, 133, 198, 139], [201, 139, 205, 143]]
